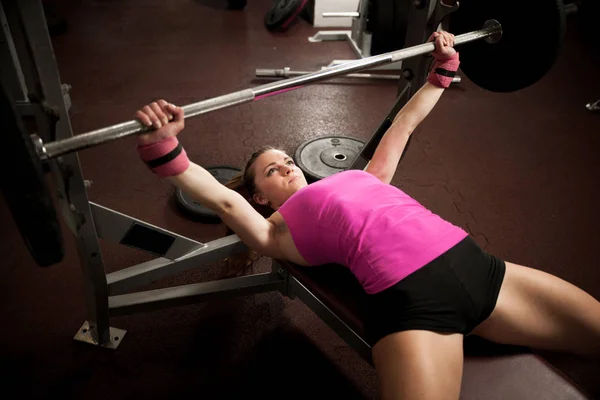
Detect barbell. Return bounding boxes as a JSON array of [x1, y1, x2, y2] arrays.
[[39, 21, 503, 161], [0, 0, 567, 267]]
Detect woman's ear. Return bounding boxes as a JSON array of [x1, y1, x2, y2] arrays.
[[253, 192, 269, 206]]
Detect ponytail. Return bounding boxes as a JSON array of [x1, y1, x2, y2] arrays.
[[223, 173, 244, 191]]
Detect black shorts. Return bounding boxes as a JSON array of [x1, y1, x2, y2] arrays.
[[365, 237, 506, 346]]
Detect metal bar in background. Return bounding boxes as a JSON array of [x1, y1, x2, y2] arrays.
[[90, 202, 205, 260], [3, 1, 55, 144], [322, 12, 360, 18], [349, 83, 411, 171], [106, 235, 248, 296], [14, 0, 118, 348], [347, 30, 365, 59], [109, 272, 285, 317], [308, 30, 351, 42], [0, 1, 27, 100], [40, 22, 501, 160], [586, 99, 599, 112], [257, 68, 400, 80], [306, 30, 363, 61], [353, 0, 371, 57], [256, 67, 462, 83]]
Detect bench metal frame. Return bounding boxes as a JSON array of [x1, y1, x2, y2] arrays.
[[0, 0, 434, 360]]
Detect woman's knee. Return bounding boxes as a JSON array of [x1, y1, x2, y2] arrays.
[[372, 330, 464, 400]]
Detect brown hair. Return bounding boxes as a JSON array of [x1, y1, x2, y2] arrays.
[[220, 146, 280, 277]]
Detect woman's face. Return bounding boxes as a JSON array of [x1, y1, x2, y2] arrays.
[[251, 149, 308, 209]]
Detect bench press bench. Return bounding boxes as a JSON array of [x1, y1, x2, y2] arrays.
[[276, 260, 589, 399]]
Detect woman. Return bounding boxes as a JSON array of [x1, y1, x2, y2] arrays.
[[134, 32, 600, 399]]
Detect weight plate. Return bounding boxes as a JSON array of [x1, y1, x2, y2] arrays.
[[294, 136, 365, 181], [174, 166, 241, 222], [449, 0, 566, 92], [368, 0, 409, 55], [0, 82, 64, 267], [264, 0, 307, 32]]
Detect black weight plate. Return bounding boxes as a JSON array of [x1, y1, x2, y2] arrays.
[[264, 0, 306, 32], [449, 0, 566, 92], [0, 82, 64, 267], [578, 0, 600, 54], [294, 136, 365, 181], [368, 0, 410, 55], [367, 0, 396, 55], [174, 166, 241, 222]]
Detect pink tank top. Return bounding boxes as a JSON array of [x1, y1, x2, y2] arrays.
[[278, 170, 468, 294]]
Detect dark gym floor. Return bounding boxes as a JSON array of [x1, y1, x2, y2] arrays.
[[1, 0, 600, 398]]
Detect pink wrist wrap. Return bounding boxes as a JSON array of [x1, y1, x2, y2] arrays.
[[427, 52, 460, 88], [137, 136, 190, 177]]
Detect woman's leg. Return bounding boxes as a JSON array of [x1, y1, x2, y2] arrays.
[[472, 262, 600, 358], [371, 330, 464, 400]]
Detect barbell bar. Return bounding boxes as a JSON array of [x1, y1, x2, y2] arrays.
[[256, 67, 402, 80], [255, 67, 462, 83], [38, 20, 502, 161]]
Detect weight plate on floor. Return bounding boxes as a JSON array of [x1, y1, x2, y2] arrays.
[[0, 81, 64, 267], [264, 0, 307, 32], [294, 136, 365, 181], [174, 166, 241, 223], [449, 0, 566, 92]]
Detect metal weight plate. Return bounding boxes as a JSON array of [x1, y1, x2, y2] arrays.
[[368, 0, 410, 55], [449, 0, 566, 92], [174, 166, 241, 223], [0, 82, 64, 267], [264, 0, 307, 32], [294, 136, 366, 181]]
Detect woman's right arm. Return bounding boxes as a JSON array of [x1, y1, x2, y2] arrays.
[[168, 163, 283, 258], [135, 100, 283, 259]]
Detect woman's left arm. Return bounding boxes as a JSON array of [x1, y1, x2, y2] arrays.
[[365, 31, 457, 184]]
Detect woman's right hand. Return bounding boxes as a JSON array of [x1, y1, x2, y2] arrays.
[[428, 30, 456, 59], [135, 99, 185, 146]]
